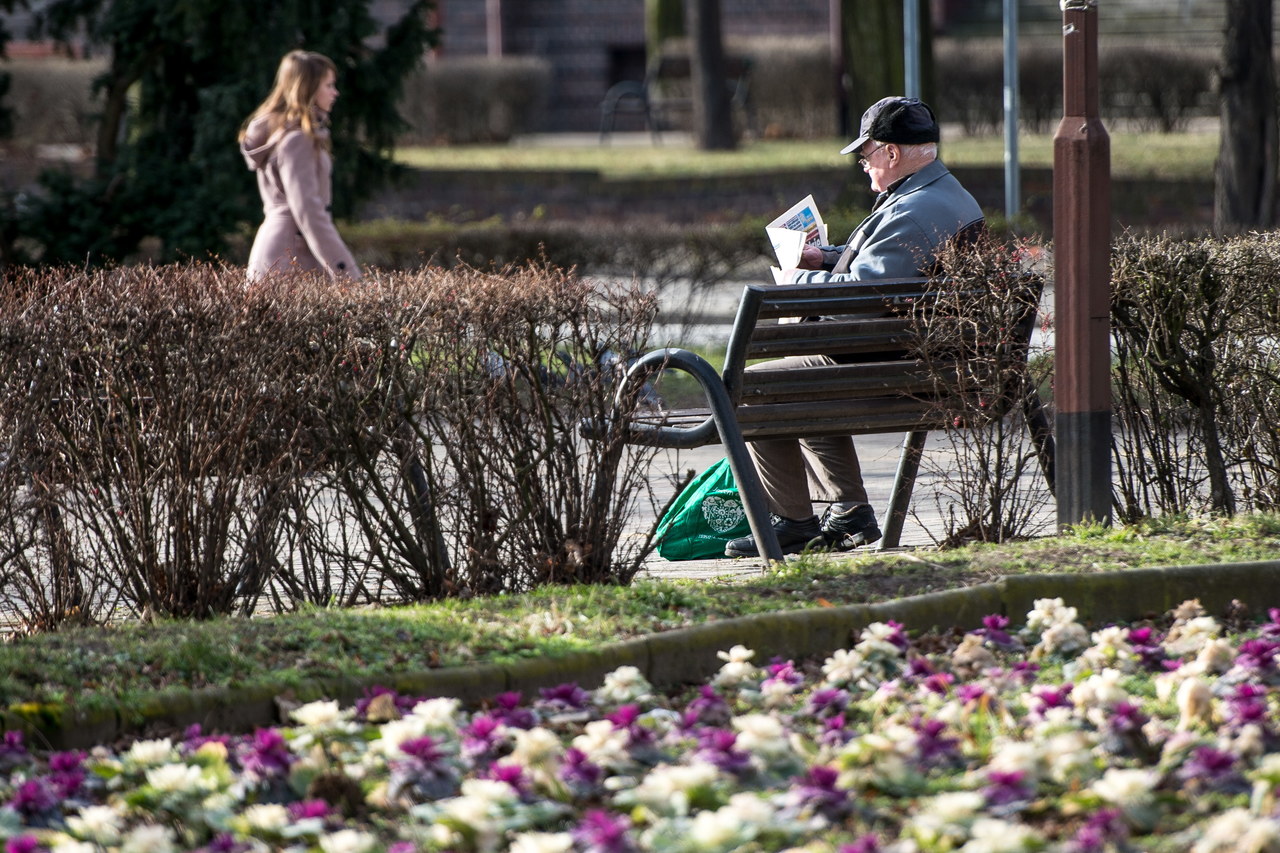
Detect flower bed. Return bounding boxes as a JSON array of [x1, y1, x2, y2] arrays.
[[4, 597, 1280, 852]]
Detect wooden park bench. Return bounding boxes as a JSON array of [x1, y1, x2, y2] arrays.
[[583, 275, 1056, 563], [599, 53, 755, 142]]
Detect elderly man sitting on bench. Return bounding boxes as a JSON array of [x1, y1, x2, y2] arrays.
[[725, 95, 985, 559]]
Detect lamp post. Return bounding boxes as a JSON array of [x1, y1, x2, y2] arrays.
[[1052, 0, 1112, 528]]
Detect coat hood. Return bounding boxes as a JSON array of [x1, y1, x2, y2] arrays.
[[240, 115, 281, 171]]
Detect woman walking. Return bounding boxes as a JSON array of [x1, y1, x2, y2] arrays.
[[239, 50, 362, 281]]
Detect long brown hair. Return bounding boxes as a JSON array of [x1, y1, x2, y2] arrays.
[[239, 50, 336, 146]]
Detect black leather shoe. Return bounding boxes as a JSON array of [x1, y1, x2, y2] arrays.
[[815, 505, 882, 551], [724, 514, 822, 558]]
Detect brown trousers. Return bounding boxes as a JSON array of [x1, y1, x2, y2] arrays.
[[743, 354, 870, 520]]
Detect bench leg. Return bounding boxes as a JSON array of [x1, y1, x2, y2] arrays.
[[882, 430, 927, 549], [1022, 383, 1056, 497]]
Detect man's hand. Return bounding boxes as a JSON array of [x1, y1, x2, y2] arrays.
[[798, 244, 825, 270]]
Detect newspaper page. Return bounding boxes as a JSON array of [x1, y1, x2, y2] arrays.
[[765, 194, 827, 284]]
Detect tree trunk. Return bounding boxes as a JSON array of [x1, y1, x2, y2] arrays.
[[1215, 0, 1277, 234], [645, 0, 684, 64], [842, 0, 933, 123], [685, 0, 736, 151]]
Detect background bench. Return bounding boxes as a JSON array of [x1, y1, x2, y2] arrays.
[[586, 275, 1056, 563], [599, 54, 755, 142]]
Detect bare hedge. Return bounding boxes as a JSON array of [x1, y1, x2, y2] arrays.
[[0, 263, 661, 631], [1111, 232, 1280, 521]]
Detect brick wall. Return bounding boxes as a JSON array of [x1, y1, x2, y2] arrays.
[[433, 0, 828, 132]]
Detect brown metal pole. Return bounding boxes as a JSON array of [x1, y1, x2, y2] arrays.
[[486, 0, 504, 57], [1053, 0, 1112, 528]]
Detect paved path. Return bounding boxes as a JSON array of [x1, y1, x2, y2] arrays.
[[627, 431, 1057, 581]]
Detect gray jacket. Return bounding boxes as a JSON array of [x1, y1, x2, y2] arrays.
[[794, 158, 983, 284]]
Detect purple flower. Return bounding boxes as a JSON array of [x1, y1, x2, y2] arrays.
[[984, 768, 1033, 806], [882, 620, 910, 651], [911, 717, 960, 767], [461, 714, 507, 762], [239, 727, 294, 780], [195, 835, 255, 853], [8, 779, 59, 819], [559, 747, 604, 792], [956, 683, 986, 704], [1068, 808, 1129, 853], [288, 800, 332, 821], [1236, 638, 1280, 676], [765, 658, 805, 687], [5, 836, 45, 853], [1178, 746, 1244, 792], [838, 837, 882, 853], [607, 704, 656, 749], [806, 687, 850, 717], [1262, 608, 1280, 640], [1107, 701, 1149, 734], [183, 724, 232, 754], [682, 685, 731, 729], [490, 692, 538, 730], [974, 613, 1019, 648], [572, 809, 637, 853], [695, 728, 753, 775], [538, 682, 592, 712], [1028, 683, 1073, 717], [387, 844, 417, 853], [1226, 684, 1271, 731], [48, 751, 86, 798], [400, 736, 444, 763], [0, 731, 28, 770], [820, 713, 852, 748], [923, 672, 955, 696], [484, 762, 532, 797], [789, 765, 851, 820], [907, 657, 936, 679]]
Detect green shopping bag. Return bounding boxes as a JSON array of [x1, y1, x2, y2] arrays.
[[655, 458, 752, 560]]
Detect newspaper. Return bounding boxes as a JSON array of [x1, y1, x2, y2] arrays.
[[765, 194, 827, 284]]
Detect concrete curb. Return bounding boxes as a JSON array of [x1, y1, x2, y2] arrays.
[[10, 560, 1280, 749]]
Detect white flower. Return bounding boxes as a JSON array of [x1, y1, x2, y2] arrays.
[[1026, 598, 1078, 632], [145, 763, 212, 795], [241, 803, 291, 832], [761, 677, 799, 708], [721, 791, 776, 826], [1038, 621, 1089, 656], [985, 739, 1043, 779], [124, 738, 175, 767], [120, 824, 177, 853], [408, 697, 462, 735], [926, 790, 986, 823], [597, 665, 653, 704], [1166, 616, 1222, 656], [511, 727, 563, 768], [318, 829, 379, 853], [732, 713, 791, 758], [65, 805, 124, 844], [571, 719, 631, 769], [459, 777, 520, 806], [960, 817, 1042, 852], [717, 645, 755, 664], [1042, 731, 1100, 786], [1176, 676, 1215, 730], [290, 699, 352, 730], [371, 716, 432, 758], [508, 831, 575, 853], [689, 807, 749, 850], [1090, 767, 1158, 810], [1073, 669, 1130, 712], [1192, 807, 1280, 853], [51, 842, 98, 853], [630, 763, 720, 816], [1198, 637, 1238, 674], [822, 648, 865, 685]]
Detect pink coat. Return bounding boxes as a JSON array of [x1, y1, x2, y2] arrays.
[[241, 115, 361, 281]]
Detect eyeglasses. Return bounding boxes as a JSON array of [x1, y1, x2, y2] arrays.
[[858, 142, 887, 169]]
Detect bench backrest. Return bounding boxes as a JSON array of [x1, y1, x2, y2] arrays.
[[718, 274, 1044, 439]]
